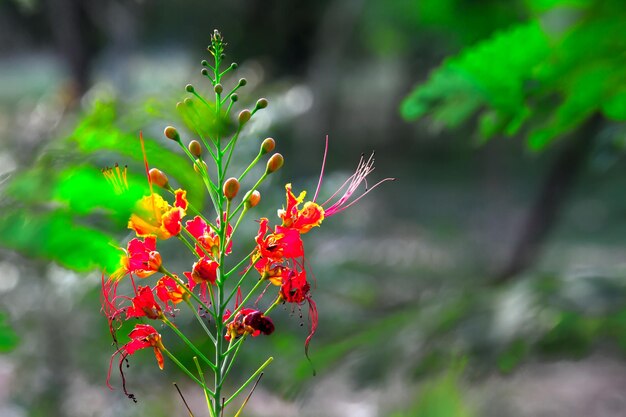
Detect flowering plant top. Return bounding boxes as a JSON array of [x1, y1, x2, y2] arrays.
[[101, 30, 394, 417]]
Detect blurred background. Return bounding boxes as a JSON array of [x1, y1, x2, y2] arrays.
[[1, 0, 626, 416]]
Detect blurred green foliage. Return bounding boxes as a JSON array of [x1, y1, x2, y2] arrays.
[[0, 312, 19, 352], [390, 369, 473, 417], [401, 0, 626, 150], [0, 100, 205, 272]]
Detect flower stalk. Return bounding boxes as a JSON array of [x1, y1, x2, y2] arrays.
[[101, 29, 393, 417]]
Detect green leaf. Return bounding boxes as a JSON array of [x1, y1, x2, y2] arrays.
[[394, 368, 473, 417], [69, 101, 206, 209], [401, 20, 551, 132], [0, 210, 121, 272], [0, 312, 18, 353], [603, 89, 626, 121], [402, 1, 626, 150], [497, 339, 528, 373]]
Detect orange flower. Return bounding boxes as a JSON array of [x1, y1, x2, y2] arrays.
[[108, 324, 165, 402], [128, 189, 188, 240], [278, 184, 325, 234], [110, 236, 162, 281], [155, 276, 186, 309]]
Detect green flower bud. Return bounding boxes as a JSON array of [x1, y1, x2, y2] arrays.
[[201, 60, 209, 67], [245, 190, 261, 209], [238, 109, 251, 125], [230, 62, 238, 70], [223, 177, 240, 200], [149, 168, 169, 188], [164, 126, 180, 142], [231, 94, 239, 102], [201, 68, 209, 76], [255, 98, 268, 109], [238, 78, 247, 87], [188, 140, 202, 158], [194, 160, 208, 174], [214, 83, 223, 94], [266, 153, 284, 174], [260, 138, 275, 155], [185, 84, 195, 93]]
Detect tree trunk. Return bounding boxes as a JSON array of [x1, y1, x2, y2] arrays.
[[494, 114, 604, 283]]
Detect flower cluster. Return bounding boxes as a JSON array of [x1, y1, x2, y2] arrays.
[[101, 30, 393, 416]]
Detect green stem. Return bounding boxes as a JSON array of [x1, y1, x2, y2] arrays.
[[224, 279, 265, 325], [225, 249, 255, 278], [229, 173, 268, 222], [238, 152, 262, 183], [182, 227, 219, 262], [212, 47, 227, 417], [162, 316, 216, 371], [221, 336, 245, 382], [160, 268, 214, 320], [226, 207, 248, 249], [161, 346, 215, 396], [222, 336, 245, 357], [222, 126, 243, 178], [225, 98, 235, 116], [194, 357, 216, 417], [177, 234, 198, 256], [186, 299, 217, 345], [224, 357, 273, 406], [264, 296, 282, 315], [221, 84, 243, 106]]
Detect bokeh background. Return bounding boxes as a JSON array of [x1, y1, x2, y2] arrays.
[[1, 0, 626, 416]]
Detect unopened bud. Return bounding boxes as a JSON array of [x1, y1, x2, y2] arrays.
[[185, 84, 195, 93], [223, 177, 240, 200], [201, 60, 209, 67], [238, 78, 247, 87], [245, 190, 261, 208], [194, 160, 208, 174], [188, 140, 202, 158], [255, 98, 268, 109], [230, 62, 238, 70], [201, 68, 209, 76], [266, 153, 284, 174], [214, 83, 223, 94], [149, 168, 169, 188], [184, 97, 193, 106], [164, 126, 180, 142], [238, 109, 251, 125], [260, 138, 275, 155], [231, 94, 239, 102]]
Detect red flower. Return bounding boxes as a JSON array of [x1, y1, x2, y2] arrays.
[[278, 183, 325, 234], [279, 136, 394, 228], [224, 308, 275, 341], [107, 324, 165, 401], [182, 257, 218, 306], [190, 256, 219, 286], [111, 236, 162, 281], [280, 268, 318, 357], [126, 286, 163, 320], [185, 215, 232, 257], [254, 257, 284, 286], [128, 189, 188, 240], [155, 276, 185, 309], [255, 218, 304, 262]]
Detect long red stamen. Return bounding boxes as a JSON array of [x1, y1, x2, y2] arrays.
[[313, 135, 329, 203]]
